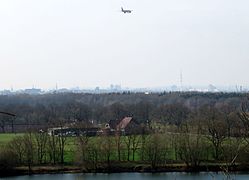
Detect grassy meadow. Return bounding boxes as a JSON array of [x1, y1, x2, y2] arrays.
[[0, 133, 24, 147]]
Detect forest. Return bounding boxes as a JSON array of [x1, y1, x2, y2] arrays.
[[0, 92, 249, 176], [0, 92, 246, 132]]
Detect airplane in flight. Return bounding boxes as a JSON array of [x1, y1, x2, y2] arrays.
[[121, 7, 132, 13]]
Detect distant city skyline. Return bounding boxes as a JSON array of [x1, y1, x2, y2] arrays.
[[1, 79, 249, 91], [0, 83, 248, 94], [1, 0, 249, 89]]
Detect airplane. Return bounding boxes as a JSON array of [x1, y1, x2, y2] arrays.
[[121, 7, 132, 13]]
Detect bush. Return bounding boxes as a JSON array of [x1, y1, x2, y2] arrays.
[[0, 148, 18, 171]]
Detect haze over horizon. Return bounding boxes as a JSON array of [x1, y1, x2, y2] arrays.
[[1, 0, 249, 90]]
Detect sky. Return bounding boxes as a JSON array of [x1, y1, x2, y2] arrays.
[[0, 0, 249, 90]]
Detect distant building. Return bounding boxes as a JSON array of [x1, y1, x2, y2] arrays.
[[106, 117, 145, 135], [117, 117, 144, 135], [24, 88, 42, 95], [0, 90, 12, 95], [48, 126, 101, 137], [56, 88, 70, 93], [110, 84, 121, 91], [47, 116, 147, 137]]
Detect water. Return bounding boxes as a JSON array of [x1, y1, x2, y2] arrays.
[[2, 172, 249, 180]]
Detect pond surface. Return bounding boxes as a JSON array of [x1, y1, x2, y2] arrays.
[[2, 172, 249, 180]]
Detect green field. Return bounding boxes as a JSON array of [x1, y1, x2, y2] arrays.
[[0, 133, 24, 147]]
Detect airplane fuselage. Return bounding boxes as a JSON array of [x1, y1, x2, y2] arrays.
[[123, 10, 131, 13], [121, 7, 132, 13]]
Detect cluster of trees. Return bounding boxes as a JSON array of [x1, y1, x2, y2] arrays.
[[1, 92, 249, 172], [0, 132, 68, 171], [1, 122, 249, 172], [1, 98, 249, 171], [0, 92, 246, 132]]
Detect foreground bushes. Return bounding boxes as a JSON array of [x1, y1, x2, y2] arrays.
[[2, 130, 249, 171], [0, 148, 18, 171]]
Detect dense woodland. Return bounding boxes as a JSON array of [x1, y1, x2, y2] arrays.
[[0, 92, 247, 132], [1, 92, 249, 175]]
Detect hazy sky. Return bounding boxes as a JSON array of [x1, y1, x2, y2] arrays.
[[0, 0, 249, 89]]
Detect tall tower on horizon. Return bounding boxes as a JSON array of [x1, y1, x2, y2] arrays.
[[180, 70, 183, 92]]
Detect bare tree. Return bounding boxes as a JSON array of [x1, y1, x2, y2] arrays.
[[23, 133, 34, 174], [7, 136, 25, 164], [124, 135, 132, 161], [114, 132, 123, 161], [139, 125, 148, 161], [34, 131, 48, 164], [100, 135, 113, 170], [177, 118, 207, 168], [47, 132, 59, 164], [130, 134, 141, 161], [0, 112, 15, 132], [57, 129, 67, 164], [238, 98, 249, 139], [202, 107, 227, 160], [144, 133, 166, 169], [76, 133, 89, 167], [86, 137, 101, 170]]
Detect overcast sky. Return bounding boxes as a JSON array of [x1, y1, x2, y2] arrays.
[[0, 0, 249, 89]]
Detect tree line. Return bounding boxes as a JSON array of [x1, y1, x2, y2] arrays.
[[0, 92, 246, 132]]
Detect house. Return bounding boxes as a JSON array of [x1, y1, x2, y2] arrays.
[[111, 117, 144, 135]]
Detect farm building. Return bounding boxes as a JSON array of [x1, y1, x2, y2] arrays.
[[106, 117, 144, 135], [48, 117, 146, 136], [48, 127, 100, 136]]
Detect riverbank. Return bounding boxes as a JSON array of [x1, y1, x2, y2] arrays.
[[2, 163, 249, 177]]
